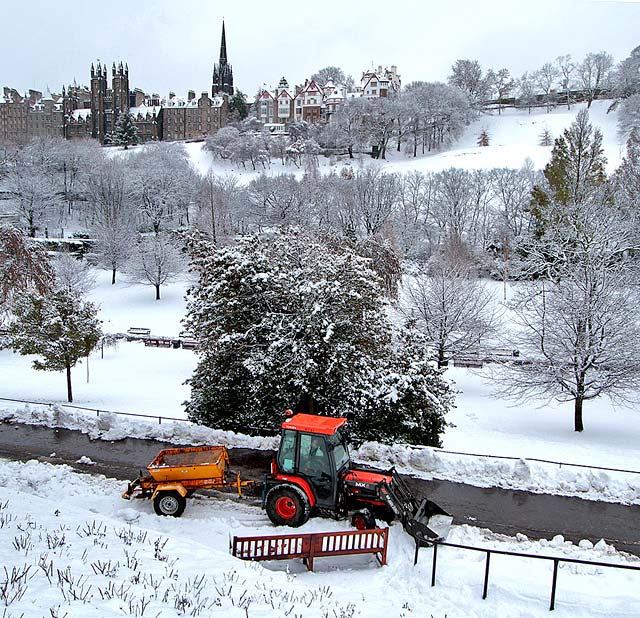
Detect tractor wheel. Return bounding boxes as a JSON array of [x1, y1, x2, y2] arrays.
[[351, 508, 376, 530], [153, 491, 186, 517], [265, 485, 310, 527]]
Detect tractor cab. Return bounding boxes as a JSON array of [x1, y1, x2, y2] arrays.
[[263, 411, 453, 542], [275, 413, 350, 509]]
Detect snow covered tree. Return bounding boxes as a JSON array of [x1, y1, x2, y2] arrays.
[[516, 72, 537, 113], [556, 54, 576, 110], [477, 129, 490, 147], [86, 159, 135, 284], [579, 52, 614, 108], [617, 94, 640, 143], [493, 68, 515, 114], [183, 228, 452, 446], [403, 258, 495, 368], [130, 143, 196, 233], [534, 63, 560, 113], [0, 226, 55, 312], [54, 250, 96, 296], [311, 66, 347, 86], [6, 290, 102, 402], [500, 199, 640, 432], [127, 233, 185, 300], [195, 172, 240, 244], [110, 113, 139, 149], [205, 127, 241, 159], [448, 59, 489, 106], [7, 165, 62, 237], [612, 44, 640, 101], [539, 127, 554, 147]]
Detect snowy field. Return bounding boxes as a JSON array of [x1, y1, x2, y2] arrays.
[[0, 457, 638, 618], [183, 100, 624, 181]]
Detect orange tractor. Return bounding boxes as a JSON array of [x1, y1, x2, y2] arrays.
[[123, 413, 452, 542], [263, 412, 452, 542]]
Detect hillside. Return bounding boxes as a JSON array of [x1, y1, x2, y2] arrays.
[[185, 99, 624, 179]]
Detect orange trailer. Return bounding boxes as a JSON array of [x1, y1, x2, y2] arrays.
[[122, 446, 254, 516]]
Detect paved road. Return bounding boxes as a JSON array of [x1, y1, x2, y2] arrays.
[[1, 420, 639, 556]]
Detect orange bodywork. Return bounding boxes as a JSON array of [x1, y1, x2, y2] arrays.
[[281, 413, 348, 435]]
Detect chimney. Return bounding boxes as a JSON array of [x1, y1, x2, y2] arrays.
[[188, 90, 196, 101]]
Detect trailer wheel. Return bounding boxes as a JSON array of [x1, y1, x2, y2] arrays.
[[351, 508, 376, 530], [265, 485, 310, 527], [153, 491, 186, 517]]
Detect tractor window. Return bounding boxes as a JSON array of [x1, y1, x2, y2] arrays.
[[329, 431, 350, 471], [299, 434, 330, 477], [278, 430, 297, 473]]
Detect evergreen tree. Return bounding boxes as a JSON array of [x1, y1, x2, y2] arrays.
[[530, 109, 607, 235], [538, 127, 553, 147], [229, 91, 249, 121], [111, 113, 140, 149], [6, 290, 102, 402], [183, 229, 451, 446], [477, 129, 490, 147]]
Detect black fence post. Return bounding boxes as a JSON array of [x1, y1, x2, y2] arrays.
[[483, 551, 491, 599], [431, 543, 438, 587], [550, 558, 559, 611], [414, 539, 420, 566]]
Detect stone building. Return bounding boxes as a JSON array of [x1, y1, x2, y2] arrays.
[[162, 91, 227, 141]]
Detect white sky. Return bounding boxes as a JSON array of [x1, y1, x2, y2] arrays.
[[1, 0, 638, 98]]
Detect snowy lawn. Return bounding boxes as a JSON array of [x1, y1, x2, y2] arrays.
[[0, 458, 638, 618], [184, 100, 624, 182]]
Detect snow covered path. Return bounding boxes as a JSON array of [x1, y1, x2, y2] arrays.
[[1, 421, 640, 558]]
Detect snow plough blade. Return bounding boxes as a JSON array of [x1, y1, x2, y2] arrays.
[[380, 469, 452, 542]]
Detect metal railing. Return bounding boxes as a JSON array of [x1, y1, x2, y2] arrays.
[[0, 396, 189, 425], [415, 539, 640, 611]]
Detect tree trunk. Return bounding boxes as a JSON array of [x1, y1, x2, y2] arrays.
[[574, 396, 584, 432], [111, 268, 116, 285], [155, 284, 161, 300], [348, 145, 353, 159], [437, 346, 446, 369], [66, 364, 73, 403]]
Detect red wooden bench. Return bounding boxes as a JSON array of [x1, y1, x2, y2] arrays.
[[231, 527, 389, 572], [143, 337, 172, 348]]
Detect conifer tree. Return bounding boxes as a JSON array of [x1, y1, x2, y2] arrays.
[[477, 129, 490, 147], [6, 290, 102, 402], [183, 229, 452, 446], [538, 127, 553, 147], [111, 113, 140, 149], [229, 90, 249, 121]]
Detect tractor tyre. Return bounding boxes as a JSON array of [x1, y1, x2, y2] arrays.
[[265, 485, 311, 528], [153, 491, 186, 517], [351, 508, 376, 530]]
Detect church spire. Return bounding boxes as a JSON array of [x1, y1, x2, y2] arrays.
[[219, 21, 228, 65], [212, 20, 234, 97]]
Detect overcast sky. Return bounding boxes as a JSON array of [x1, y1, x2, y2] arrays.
[[1, 0, 638, 98]]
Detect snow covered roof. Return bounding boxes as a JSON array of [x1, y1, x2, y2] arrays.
[[129, 105, 161, 118], [70, 109, 91, 121], [162, 94, 225, 109]]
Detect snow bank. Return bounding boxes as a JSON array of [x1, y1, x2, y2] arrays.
[[0, 402, 278, 451]]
